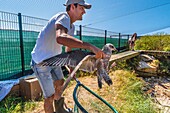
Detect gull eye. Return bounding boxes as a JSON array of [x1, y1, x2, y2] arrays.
[[109, 45, 114, 48]]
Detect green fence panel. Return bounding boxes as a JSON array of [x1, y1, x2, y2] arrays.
[[0, 11, 130, 80]]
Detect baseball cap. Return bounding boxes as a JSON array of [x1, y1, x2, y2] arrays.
[[64, 0, 92, 9]]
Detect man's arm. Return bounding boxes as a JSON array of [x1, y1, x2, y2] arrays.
[[55, 24, 105, 59], [65, 47, 71, 52], [56, 24, 90, 50]]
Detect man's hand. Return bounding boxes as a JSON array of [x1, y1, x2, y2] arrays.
[[90, 46, 106, 59], [95, 50, 106, 59]]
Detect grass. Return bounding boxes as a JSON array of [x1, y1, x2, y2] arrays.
[[74, 70, 157, 113], [0, 69, 158, 113], [109, 70, 157, 113], [0, 96, 39, 113]]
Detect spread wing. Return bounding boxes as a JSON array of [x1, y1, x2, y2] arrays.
[[38, 46, 113, 90], [38, 50, 96, 72], [39, 50, 98, 92], [78, 55, 97, 72]]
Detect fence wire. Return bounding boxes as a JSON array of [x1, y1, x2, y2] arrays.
[[0, 11, 131, 80]]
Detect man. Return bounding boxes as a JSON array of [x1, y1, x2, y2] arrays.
[[31, 0, 106, 113]]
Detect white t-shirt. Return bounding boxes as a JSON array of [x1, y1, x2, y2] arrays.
[[31, 12, 75, 64]]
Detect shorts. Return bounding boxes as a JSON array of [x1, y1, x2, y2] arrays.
[[31, 60, 64, 98]]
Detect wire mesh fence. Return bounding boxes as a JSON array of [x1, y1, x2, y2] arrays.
[[0, 11, 131, 80], [21, 14, 48, 72], [0, 11, 21, 80], [0, 11, 48, 80]]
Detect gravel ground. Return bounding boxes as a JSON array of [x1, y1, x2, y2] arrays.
[[142, 76, 170, 113]]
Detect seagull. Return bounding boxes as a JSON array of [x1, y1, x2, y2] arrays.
[[38, 43, 117, 89]]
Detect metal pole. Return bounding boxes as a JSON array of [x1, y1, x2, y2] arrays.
[[18, 13, 25, 76], [79, 25, 82, 40], [118, 33, 121, 52], [104, 30, 107, 45]]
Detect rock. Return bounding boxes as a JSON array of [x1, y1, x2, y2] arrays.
[[140, 54, 155, 62], [136, 54, 160, 75], [137, 61, 158, 73]]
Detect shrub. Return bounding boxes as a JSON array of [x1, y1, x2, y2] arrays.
[[135, 34, 170, 51]]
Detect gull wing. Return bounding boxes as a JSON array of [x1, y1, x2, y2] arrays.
[[78, 55, 97, 72], [38, 50, 95, 68]]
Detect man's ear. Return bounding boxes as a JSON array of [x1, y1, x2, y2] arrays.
[[70, 4, 75, 10]]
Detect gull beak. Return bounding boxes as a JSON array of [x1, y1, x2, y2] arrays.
[[113, 47, 118, 52], [111, 47, 118, 53], [107, 44, 118, 53]]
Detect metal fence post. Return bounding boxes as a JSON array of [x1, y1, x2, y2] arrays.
[[104, 30, 107, 45], [118, 33, 121, 51], [18, 13, 25, 76], [79, 25, 82, 40]]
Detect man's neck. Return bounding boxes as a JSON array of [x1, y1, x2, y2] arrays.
[[67, 11, 76, 24]]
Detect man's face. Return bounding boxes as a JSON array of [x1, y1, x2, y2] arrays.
[[74, 4, 86, 20]]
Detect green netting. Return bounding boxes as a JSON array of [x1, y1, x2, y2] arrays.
[[0, 11, 130, 80]]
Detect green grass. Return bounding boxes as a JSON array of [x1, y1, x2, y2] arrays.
[[0, 69, 158, 113], [66, 69, 158, 113], [109, 70, 157, 113], [0, 96, 38, 113]]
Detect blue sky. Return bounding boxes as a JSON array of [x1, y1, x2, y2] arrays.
[[0, 0, 170, 35]]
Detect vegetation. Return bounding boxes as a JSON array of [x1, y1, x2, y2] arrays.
[[0, 69, 157, 113], [74, 70, 157, 113], [109, 70, 157, 113], [135, 34, 170, 51], [135, 34, 170, 76], [0, 96, 38, 113]]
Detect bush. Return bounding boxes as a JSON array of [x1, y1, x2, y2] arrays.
[[135, 34, 170, 51]]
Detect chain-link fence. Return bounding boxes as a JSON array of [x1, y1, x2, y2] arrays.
[[0, 11, 131, 80]]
